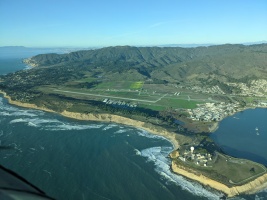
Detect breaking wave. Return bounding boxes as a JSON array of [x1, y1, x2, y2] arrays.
[[0, 96, 103, 131], [102, 124, 118, 131], [8, 117, 104, 131], [136, 129, 168, 140], [10, 118, 28, 124], [134, 149, 141, 156], [114, 128, 132, 134], [140, 146, 222, 199], [0, 97, 41, 117], [44, 123, 103, 131]]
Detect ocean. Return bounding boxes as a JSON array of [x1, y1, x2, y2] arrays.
[[0, 56, 266, 200]]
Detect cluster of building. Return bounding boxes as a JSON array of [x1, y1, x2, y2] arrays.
[[190, 85, 225, 95], [103, 99, 137, 108], [176, 85, 225, 95], [227, 79, 267, 97], [187, 102, 239, 122], [179, 147, 213, 167]]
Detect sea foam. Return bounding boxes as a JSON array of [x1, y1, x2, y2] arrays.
[[45, 123, 103, 131], [141, 146, 222, 199], [102, 124, 118, 131], [10, 118, 28, 124], [136, 129, 168, 141]]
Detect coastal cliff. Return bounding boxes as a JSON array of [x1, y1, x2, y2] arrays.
[[1, 90, 267, 197], [60, 110, 179, 149], [0, 91, 55, 113], [0, 91, 179, 149], [172, 161, 267, 197]]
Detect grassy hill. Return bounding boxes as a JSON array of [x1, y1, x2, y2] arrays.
[[0, 44, 267, 131], [23, 44, 267, 83]]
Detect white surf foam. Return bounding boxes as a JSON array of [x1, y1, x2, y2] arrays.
[[134, 149, 141, 156], [136, 129, 167, 140], [114, 129, 129, 134], [9, 116, 104, 131], [28, 122, 37, 127], [29, 118, 61, 125], [135, 129, 177, 149], [44, 123, 103, 131], [10, 117, 56, 127], [0, 111, 11, 116], [0, 97, 43, 117], [10, 118, 28, 124], [140, 146, 222, 199], [11, 111, 38, 117], [102, 124, 118, 131]]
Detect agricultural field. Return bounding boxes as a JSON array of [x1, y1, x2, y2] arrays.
[[130, 81, 144, 89]]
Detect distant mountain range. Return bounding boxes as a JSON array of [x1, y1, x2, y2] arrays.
[[157, 41, 267, 48], [23, 44, 267, 83], [1, 40, 266, 58], [0, 46, 93, 58]]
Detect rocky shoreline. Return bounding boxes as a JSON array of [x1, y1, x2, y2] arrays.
[[1, 90, 267, 197]]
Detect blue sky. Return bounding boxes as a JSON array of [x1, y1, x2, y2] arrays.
[[0, 0, 266, 47]]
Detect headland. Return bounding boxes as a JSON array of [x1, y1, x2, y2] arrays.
[[1, 90, 267, 198], [1, 44, 267, 197]]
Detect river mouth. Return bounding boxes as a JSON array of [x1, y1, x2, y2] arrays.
[[210, 108, 267, 166]]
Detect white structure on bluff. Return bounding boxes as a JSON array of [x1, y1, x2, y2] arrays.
[[190, 146, 194, 153]]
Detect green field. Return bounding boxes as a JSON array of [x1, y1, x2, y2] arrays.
[[130, 81, 144, 89], [157, 98, 201, 109], [211, 153, 265, 184], [89, 81, 144, 90]]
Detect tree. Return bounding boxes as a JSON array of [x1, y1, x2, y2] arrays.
[[250, 167, 255, 173]]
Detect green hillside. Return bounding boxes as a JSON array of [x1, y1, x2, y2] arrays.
[[0, 43, 267, 135], [23, 44, 267, 83]]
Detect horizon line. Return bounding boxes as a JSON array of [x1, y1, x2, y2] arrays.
[[0, 41, 267, 49]]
